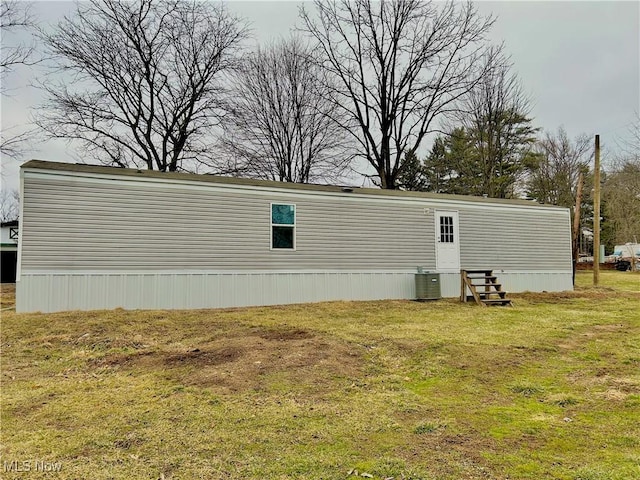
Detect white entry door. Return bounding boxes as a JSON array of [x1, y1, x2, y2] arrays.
[[435, 210, 460, 272]]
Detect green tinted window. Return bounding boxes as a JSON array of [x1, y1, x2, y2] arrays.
[[271, 204, 295, 249], [272, 226, 294, 249], [272, 204, 295, 225]]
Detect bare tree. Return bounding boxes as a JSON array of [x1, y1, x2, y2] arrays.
[[218, 37, 352, 183], [0, 188, 20, 222], [300, 0, 495, 189], [603, 159, 640, 245], [603, 115, 640, 245], [526, 127, 592, 208], [1, 0, 38, 159], [36, 0, 247, 172], [455, 53, 538, 198], [0, 128, 33, 161], [618, 112, 640, 162], [1, 0, 37, 81]]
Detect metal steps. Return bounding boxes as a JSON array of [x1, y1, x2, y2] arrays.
[[460, 269, 513, 307]]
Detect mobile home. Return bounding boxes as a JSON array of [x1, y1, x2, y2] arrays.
[[17, 160, 573, 312]]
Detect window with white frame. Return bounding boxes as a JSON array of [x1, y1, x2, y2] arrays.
[[271, 203, 295, 249], [439, 215, 454, 243]]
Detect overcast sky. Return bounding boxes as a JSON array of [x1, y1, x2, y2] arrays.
[[1, 0, 639, 193]]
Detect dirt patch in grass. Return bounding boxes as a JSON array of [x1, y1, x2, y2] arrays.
[[253, 326, 314, 341], [91, 350, 158, 367], [400, 429, 499, 478], [89, 326, 362, 394], [163, 346, 243, 366]]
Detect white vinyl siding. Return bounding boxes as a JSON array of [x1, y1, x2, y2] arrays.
[[20, 173, 571, 274], [20, 175, 436, 272], [458, 209, 572, 271]]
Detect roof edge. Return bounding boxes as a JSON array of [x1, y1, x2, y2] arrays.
[[21, 159, 564, 209]]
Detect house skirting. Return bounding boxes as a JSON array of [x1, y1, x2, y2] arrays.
[[16, 270, 573, 313]]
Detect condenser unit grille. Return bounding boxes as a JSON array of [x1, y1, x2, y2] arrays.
[[415, 273, 441, 300]]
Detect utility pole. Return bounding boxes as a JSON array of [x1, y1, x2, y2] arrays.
[[593, 135, 601, 286], [572, 172, 584, 285]]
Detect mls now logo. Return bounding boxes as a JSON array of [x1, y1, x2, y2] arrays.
[[3, 460, 62, 472]]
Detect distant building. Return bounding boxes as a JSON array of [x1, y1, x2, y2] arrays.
[[1, 220, 19, 283]]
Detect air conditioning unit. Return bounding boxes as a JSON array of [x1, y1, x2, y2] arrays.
[[415, 272, 441, 301]]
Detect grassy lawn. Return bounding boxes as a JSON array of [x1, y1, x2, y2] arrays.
[[1, 271, 639, 479]]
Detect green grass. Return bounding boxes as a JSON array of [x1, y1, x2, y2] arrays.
[[1, 272, 639, 479]]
